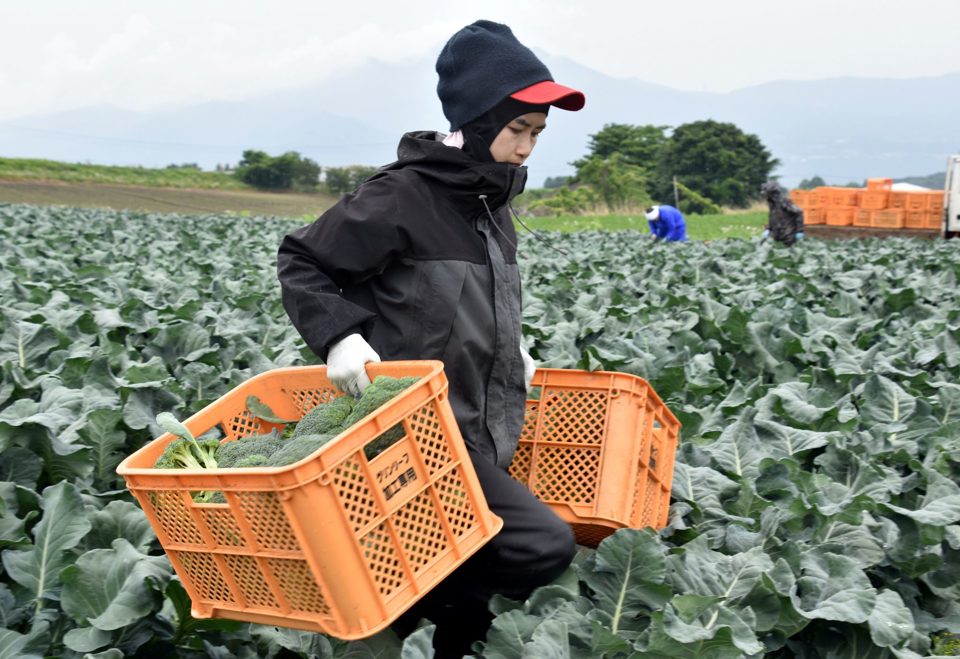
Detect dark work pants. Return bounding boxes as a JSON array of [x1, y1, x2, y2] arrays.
[[392, 450, 576, 658]]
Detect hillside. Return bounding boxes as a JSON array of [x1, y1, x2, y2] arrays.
[[1, 56, 957, 188]]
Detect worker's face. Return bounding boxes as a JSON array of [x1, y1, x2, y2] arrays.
[[489, 112, 547, 166]]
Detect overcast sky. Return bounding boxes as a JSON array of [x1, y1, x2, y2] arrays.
[[1, 0, 958, 122]]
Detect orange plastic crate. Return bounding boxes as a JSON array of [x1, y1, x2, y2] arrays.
[[925, 210, 943, 230], [889, 192, 910, 209], [813, 185, 837, 208], [867, 177, 893, 191], [789, 189, 808, 206], [873, 209, 905, 228], [905, 210, 927, 229], [509, 369, 680, 548], [117, 361, 502, 640], [806, 190, 822, 206], [902, 193, 926, 211], [854, 208, 874, 227], [825, 208, 855, 226], [804, 208, 824, 225], [860, 191, 890, 210], [928, 192, 945, 212], [831, 188, 860, 207]]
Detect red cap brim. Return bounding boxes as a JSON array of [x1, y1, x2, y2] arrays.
[[511, 80, 585, 111]]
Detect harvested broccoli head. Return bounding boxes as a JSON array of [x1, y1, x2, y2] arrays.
[[339, 376, 419, 460], [155, 437, 220, 470], [266, 433, 337, 467], [294, 395, 355, 438], [342, 376, 419, 428], [216, 430, 285, 468]]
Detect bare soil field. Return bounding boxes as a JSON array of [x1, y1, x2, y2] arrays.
[[0, 179, 336, 218]]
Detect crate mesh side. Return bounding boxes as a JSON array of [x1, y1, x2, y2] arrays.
[[359, 522, 407, 596], [642, 477, 665, 527], [508, 442, 532, 482], [408, 403, 451, 476], [647, 424, 662, 474], [532, 445, 600, 504], [266, 557, 331, 615], [179, 551, 236, 604], [539, 389, 608, 444], [237, 492, 300, 552], [394, 489, 449, 574], [288, 386, 339, 416], [334, 458, 381, 534], [201, 507, 246, 547], [435, 468, 478, 538], [520, 401, 539, 442], [630, 467, 646, 528], [148, 491, 204, 545], [220, 554, 280, 609], [225, 409, 261, 440]]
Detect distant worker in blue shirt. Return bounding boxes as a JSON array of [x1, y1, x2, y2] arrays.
[[645, 204, 687, 242]]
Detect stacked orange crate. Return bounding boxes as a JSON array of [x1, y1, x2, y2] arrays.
[[861, 178, 892, 211], [805, 189, 824, 224], [904, 210, 926, 229], [926, 192, 945, 229], [902, 192, 925, 228], [854, 208, 874, 227], [790, 188, 824, 224], [889, 191, 910, 210], [873, 209, 906, 228], [820, 186, 859, 226]]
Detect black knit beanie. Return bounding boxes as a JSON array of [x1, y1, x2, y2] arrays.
[[436, 20, 555, 130]]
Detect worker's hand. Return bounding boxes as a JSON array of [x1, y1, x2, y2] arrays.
[[520, 345, 536, 393], [795, 231, 805, 241], [762, 229, 770, 241], [326, 333, 381, 397]]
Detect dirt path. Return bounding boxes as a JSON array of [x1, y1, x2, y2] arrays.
[[0, 179, 336, 218]]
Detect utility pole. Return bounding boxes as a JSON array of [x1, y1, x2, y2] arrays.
[[672, 176, 680, 209]]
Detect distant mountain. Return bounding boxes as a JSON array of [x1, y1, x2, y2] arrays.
[[1, 53, 957, 188], [896, 172, 947, 189]]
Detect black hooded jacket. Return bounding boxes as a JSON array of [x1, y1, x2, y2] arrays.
[[277, 131, 528, 467]]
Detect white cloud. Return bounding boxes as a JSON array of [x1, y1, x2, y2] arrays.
[[0, 0, 958, 120]]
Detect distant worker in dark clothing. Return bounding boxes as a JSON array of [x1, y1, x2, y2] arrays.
[[645, 204, 687, 242], [761, 181, 804, 246]]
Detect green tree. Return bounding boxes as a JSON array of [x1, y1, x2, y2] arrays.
[[576, 153, 651, 212], [574, 123, 669, 173], [654, 120, 778, 208], [234, 150, 321, 190], [324, 165, 379, 196], [543, 175, 571, 189], [798, 175, 826, 189]]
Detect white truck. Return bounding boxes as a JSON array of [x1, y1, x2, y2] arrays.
[[943, 154, 960, 238]]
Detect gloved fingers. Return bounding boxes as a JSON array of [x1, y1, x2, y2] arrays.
[[349, 369, 373, 398], [326, 363, 358, 394], [520, 346, 536, 393], [326, 333, 380, 395]]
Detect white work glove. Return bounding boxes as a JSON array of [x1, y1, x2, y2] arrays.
[[520, 345, 536, 393], [326, 333, 381, 397]]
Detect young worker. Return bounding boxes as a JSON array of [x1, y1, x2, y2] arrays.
[[277, 20, 586, 657], [646, 203, 687, 242], [760, 181, 804, 245]]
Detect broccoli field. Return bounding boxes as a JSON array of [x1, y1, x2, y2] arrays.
[[2, 202, 960, 658]]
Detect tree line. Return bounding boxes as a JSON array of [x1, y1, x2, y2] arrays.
[[232, 149, 376, 196], [231, 119, 778, 215], [527, 119, 778, 216]]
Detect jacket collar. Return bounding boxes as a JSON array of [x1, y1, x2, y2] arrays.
[[382, 131, 527, 210]]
